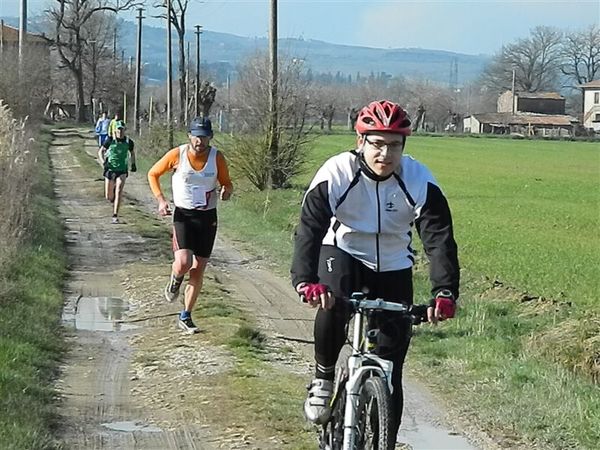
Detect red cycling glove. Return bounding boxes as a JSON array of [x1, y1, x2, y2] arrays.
[[432, 289, 456, 319], [297, 283, 330, 303]]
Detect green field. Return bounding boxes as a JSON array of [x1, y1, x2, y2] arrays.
[[216, 132, 600, 449], [221, 133, 599, 306]]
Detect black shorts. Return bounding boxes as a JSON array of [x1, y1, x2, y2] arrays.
[[103, 168, 128, 180], [317, 245, 413, 304], [172, 207, 218, 258]]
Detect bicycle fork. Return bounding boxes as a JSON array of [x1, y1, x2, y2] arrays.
[[342, 312, 394, 449]]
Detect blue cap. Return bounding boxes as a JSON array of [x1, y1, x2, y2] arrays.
[[188, 117, 213, 137]]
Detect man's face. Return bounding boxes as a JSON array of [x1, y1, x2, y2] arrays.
[[188, 133, 210, 152], [115, 127, 125, 139], [357, 132, 405, 177]]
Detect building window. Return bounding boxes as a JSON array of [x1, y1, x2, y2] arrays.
[[594, 113, 600, 122], [595, 92, 600, 104]]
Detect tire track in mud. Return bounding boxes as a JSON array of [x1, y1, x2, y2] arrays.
[[51, 128, 215, 450]]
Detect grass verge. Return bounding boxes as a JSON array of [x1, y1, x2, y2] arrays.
[[195, 292, 316, 449], [0, 128, 66, 449]]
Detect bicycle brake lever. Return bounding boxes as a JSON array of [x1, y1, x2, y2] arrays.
[[409, 304, 429, 325]]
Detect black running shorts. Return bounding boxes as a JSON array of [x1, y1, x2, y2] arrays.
[[172, 207, 218, 258], [103, 168, 128, 180]]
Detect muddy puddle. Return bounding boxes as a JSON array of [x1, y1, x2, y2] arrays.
[[101, 421, 162, 433], [398, 421, 477, 450], [63, 296, 138, 332]]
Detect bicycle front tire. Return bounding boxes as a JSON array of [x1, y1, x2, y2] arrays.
[[355, 376, 395, 450], [321, 384, 346, 450]]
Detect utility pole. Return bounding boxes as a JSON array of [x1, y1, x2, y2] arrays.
[[166, 0, 173, 147], [186, 41, 190, 122], [511, 68, 516, 114], [194, 25, 202, 117], [134, 7, 144, 134], [19, 0, 27, 69], [112, 26, 117, 77], [226, 72, 231, 115], [268, 0, 278, 187]]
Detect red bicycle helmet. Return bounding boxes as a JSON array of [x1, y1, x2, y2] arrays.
[[355, 100, 412, 136]]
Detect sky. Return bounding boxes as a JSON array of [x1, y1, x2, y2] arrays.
[[1, 0, 598, 55]]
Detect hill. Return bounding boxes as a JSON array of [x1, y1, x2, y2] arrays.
[[3, 16, 489, 85], [119, 20, 489, 85]]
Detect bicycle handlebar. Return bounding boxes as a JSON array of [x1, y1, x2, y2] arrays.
[[345, 292, 429, 325], [347, 297, 409, 313]]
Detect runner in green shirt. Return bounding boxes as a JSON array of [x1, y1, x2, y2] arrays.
[[98, 121, 137, 224]]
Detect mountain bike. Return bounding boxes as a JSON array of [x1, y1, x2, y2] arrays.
[[319, 292, 428, 450]]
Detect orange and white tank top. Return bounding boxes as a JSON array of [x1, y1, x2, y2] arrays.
[[172, 145, 218, 210]]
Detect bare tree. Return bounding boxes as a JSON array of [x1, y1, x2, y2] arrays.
[[561, 25, 600, 86], [198, 81, 217, 117], [154, 0, 190, 126], [389, 79, 459, 132], [46, 0, 141, 122], [310, 85, 343, 132], [81, 13, 116, 109], [229, 52, 315, 190], [482, 26, 563, 94]]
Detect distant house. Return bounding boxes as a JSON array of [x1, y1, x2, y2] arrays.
[[1, 21, 52, 117], [580, 80, 600, 133], [464, 89, 577, 136], [497, 90, 566, 115], [0, 21, 49, 53], [463, 112, 578, 136]]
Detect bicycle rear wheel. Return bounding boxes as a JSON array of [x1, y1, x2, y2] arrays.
[[355, 377, 395, 450]]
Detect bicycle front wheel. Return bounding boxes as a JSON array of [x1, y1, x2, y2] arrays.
[[355, 377, 395, 450], [321, 384, 345, 450]]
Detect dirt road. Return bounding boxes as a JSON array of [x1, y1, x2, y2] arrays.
[[52, 128, 492, 449]]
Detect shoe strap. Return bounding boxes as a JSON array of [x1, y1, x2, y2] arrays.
[[308, 381, 333, 402]]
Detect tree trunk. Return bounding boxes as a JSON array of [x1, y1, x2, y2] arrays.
[[178, 31, 186, 126], [75, 65, 86, 122]]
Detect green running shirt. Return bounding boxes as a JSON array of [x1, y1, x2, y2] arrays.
[[105, 138, 133, 172]]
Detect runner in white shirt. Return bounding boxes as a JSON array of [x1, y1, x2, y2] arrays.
[[148, 117, 233, 334]]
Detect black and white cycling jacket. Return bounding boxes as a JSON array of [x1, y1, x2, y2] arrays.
[[291, 149, 460, 298]]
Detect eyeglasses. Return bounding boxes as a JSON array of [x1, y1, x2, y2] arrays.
[[364, 136, 404, 152]]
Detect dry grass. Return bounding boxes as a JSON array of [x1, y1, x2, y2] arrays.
[[0, 101, 34, 277], [527, 315, 600, 383]]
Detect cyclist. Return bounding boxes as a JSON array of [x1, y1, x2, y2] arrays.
[[147, 117, 233, 334], [97, 120, 136, 224], [95, 111, 110, 146], [290, 100, 460, 438]]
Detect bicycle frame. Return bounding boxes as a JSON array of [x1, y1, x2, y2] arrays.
[[341, 296, 409, 450]]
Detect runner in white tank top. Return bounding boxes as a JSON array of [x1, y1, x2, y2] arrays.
[[148, 117, 233, 334], [172, 144, 219, 210]]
